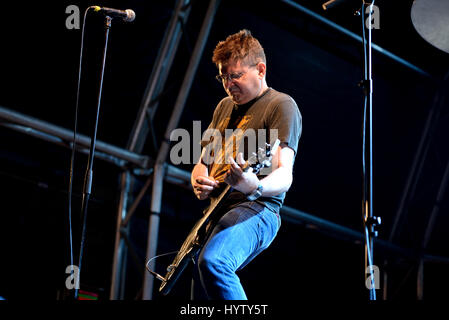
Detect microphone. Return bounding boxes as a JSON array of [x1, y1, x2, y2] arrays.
[[92, 6, 136, 22]]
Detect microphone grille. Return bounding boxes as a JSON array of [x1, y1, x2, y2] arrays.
[[125, 9, 136, 22]]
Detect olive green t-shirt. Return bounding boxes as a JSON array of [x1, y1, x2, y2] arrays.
[[201, 87, 302, 213]]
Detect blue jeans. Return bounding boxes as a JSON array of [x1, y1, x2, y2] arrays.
[[191, 201, 280, 300]]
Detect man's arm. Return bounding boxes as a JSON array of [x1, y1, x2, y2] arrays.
[[191, 152, 219, 200], [225, 144, 295, 197]]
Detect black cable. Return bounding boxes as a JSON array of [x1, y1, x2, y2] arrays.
[[361, 0, 376, 300]]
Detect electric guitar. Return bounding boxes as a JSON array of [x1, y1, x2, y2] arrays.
[[150, 139, 280, 296]]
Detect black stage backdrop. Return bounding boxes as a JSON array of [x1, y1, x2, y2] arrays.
[[0, 0, 448, 301]]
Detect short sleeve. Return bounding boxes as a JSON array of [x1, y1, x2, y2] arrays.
[[268, 97, 302, 155], [200, 107, 218, 149]]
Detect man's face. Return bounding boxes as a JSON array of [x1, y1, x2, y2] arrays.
[[218, 60, 264, 105]]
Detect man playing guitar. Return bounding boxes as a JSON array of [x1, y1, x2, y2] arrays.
[[190, 29, 302, 300]]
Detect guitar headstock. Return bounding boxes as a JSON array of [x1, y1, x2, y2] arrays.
[[244, 139, 280, 175]]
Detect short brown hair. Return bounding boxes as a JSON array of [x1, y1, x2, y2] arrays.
[[212, 29, 266, 68]]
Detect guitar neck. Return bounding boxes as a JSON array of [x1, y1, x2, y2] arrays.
[[216, 184, 232, 203], [204, 184, 233, 219]]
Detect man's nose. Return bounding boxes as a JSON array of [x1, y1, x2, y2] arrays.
[[224, 78, 235, 89]]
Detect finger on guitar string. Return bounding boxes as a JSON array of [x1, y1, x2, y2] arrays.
[[224, 169, 238, 186], [228, 157, 243, 174], [236, 152, 246, 166], [194, 184, 215, 192], [195, 176, 219, 187]]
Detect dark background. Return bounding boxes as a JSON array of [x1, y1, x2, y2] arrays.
[[0, 0, 448, 301]]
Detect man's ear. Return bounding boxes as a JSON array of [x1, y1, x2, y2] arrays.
[[257, 62, 266, 78]]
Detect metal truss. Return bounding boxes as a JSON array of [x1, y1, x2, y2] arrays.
[[387, 72, 449, 300]]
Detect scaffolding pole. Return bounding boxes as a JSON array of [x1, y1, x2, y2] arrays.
[[109, 0, 193, 299], [128, 0, 193, 154], [142, 0, 221, 300], [0, 106, 148, 168]]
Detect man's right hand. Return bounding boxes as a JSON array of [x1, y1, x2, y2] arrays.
[[193, 176, 219, 200]]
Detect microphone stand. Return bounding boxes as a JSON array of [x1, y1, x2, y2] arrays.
[[359, 0, 380, 300], [74, 15, 112, 300]]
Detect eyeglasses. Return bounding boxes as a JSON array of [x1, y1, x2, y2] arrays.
[[215, 63, 259, 84]]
